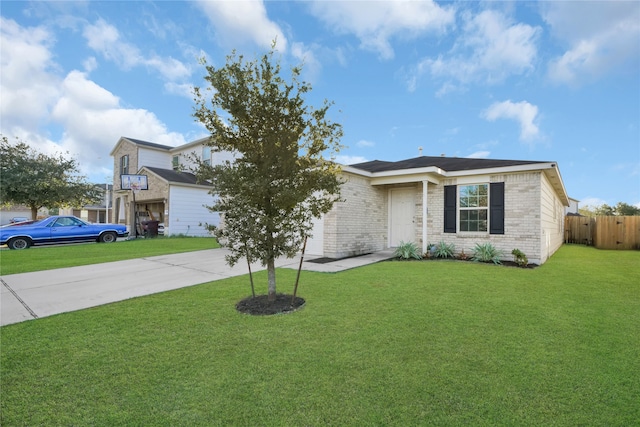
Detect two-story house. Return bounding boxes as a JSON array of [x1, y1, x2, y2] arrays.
[[110, 136, 233, 237]]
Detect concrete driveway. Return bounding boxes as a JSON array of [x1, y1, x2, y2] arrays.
[[1, 248, 394, 326]]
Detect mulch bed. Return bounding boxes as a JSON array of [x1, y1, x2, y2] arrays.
[[392, 257, 538, 269], [236, 294, 305, 316]]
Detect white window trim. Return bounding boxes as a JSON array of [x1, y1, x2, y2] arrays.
[[457, 183, 489, 234]]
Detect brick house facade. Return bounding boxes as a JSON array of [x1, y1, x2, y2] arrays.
[[309, 156, 569, 265]]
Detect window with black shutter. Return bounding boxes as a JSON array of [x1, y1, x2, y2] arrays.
[[489, 182, 505, 234], [444, 185, 456, 233]]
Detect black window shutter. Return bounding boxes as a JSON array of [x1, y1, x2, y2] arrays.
[[444, 185, 457, 233], [489, 182, 505, 235]]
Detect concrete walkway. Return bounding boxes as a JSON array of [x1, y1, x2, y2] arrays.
[[1, 248, 394, 326]]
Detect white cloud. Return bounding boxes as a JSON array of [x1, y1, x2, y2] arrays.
[[482, 100, 540, 141], [196, 0, 287, 52], [0, 18, 61, 131], [466, 151, 490, 159], [0, 19, 188, 182], [580, 197, 609, 209], [309, 0, 455, 60], [164, 82, 195, 99], [83, 19, 191, 81], [50, 71, 187, 176], [356, 139, 375, 148], [408, 9, 539, 92], [543, 1, 640, 85], [290, 41, 322, 82], [335, 155, 368, 165]]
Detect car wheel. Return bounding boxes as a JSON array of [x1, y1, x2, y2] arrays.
[[99, 232, 117, 243], [8, 237, 31, 250]]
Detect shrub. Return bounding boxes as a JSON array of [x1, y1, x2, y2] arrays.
[[433, 241, 456, 259], [394, 241, 422, 260], [472, 242, 503, 264], [511, 249, 528, 267]]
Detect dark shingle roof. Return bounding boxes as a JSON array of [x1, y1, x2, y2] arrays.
[[349, 156, 550, 173], [144, 167, 210, 186], [124, 137, 173, 150]]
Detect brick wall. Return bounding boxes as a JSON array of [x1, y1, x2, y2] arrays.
[[324, 172, 387, 258], [420, 172, 545, 264]]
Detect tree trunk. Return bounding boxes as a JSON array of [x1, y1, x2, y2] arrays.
[[30, 205, 38, 220], [267, 257, 276, 302]]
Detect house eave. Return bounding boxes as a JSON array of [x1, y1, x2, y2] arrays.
[[344, 161, 570, 206]]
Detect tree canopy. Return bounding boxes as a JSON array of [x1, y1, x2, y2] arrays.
[[193, 47, 343, 302], [579, 202, 640, 217], [0, 135, 102, 219]]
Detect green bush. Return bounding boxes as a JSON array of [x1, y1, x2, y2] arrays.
[[472, 242, 503, 264], [434, 241, 456, 259], [511, 249, 528, 267], [394, 241, 422, 260]]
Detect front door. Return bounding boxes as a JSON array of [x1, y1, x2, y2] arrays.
[[390, 188, 415, 247]]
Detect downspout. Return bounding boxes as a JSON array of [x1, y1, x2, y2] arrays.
[[422, 180, 428, 254]]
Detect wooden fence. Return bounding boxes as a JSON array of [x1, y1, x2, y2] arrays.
[[565, 216, 640, 250]]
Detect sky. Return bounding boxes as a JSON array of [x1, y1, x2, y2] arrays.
[[1, 1, 639, 208]]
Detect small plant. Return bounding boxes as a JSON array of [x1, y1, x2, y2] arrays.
[[458, 249, 469, 260], [472, 242, 503, 264], [394, 241, 422, 260], [433, 241, 456, 259], [511, 249, 528, 267]]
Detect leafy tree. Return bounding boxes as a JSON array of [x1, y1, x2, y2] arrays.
[[0, 135, 102, 219], [193, 46, 343, 302], [580, 202, 640, 217], [613, 202, 640, 216]]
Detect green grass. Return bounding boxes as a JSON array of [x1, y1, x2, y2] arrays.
[[0, 237, 220, 275], [1, 245, 639, 425]]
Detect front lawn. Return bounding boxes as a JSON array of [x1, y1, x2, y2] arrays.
[[1, 245, 638, 425], [0, 237, 219, 275]]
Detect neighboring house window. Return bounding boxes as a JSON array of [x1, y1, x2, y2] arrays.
[[444, 182, 504, 234], [203, 147, 211, 166], [120, 155, 129, 175], [172, 155, 179, 171]]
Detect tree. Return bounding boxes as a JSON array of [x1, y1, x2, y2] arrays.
[[0, 135, 102, 219], [613, 202, 640, 216], [580, 202, 640, 217], [193, 46, 343, 302]]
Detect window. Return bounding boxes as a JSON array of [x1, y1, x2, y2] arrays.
[[202, 146, 211, 166], [444, 183, 504, 234], [52, 217, 84, 227], [172, 155, 180, 171], [459, 184, 488, 232], [120, 155, 129, 175]]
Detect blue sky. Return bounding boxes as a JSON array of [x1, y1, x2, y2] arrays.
[[1, 1, 638, 208]]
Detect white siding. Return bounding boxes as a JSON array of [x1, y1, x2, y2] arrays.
[[167, 186, 219, 237], [212, 150, 236, 166], [138, 148, 171, 170]]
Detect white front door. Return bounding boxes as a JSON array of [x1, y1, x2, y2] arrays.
[[390, 188, 416, 247], [305, 214, 324, 256]]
